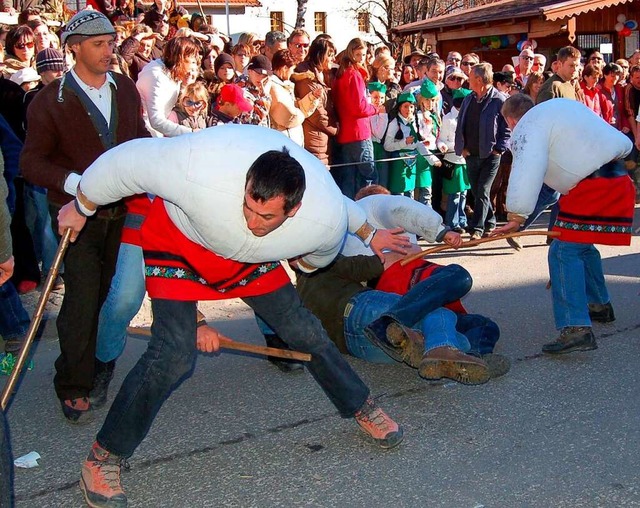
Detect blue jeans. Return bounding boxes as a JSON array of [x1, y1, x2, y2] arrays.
[[521, 183, 560, 230], [23, 183, 58, 273], [345, 291, 469, 363], [95, 243, 146, 363], [332, 139, 377, 199], [0, 282, 30, 341], [548, 240, 610, 330], [445, 191, 467, 229], [466, 154, 501, 234], [97, 283, 370, 458]]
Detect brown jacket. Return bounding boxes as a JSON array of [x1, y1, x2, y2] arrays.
[[21, 72, 149, 208], [293, 63, 337, 165]]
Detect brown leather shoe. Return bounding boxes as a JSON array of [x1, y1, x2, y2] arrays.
[[385, 322, 425, 368], [419, 347, 490, 385]]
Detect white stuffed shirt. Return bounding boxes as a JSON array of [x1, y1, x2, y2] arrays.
[[78, 125, 367, 271], [341, 194, 446, 256], [506, 99, 632, 218]]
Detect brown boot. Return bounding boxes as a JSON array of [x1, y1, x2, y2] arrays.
[[419, 347, 490, 385], [80, 442, 127, 508], [385, 322, 425, 368], [542, 326, 597, 355]]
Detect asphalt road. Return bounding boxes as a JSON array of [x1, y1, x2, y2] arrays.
[[2, 209, 639, 508]]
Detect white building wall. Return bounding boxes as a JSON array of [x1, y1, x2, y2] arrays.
[[206, 0, 388, 52]]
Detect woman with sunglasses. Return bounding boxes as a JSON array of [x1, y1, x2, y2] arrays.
[[3, 26, 36, 78], [370, 53, 401, 108]]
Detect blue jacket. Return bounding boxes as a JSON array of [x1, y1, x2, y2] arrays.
[[455, 86, 510, 159]]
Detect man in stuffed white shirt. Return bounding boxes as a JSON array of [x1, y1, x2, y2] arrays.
[[492, 95, 635, 355], [56, 125, 411, 508]]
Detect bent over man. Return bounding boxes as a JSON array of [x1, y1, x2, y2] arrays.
[[493, 96, 635, 354], [57, 126, 407, 508]]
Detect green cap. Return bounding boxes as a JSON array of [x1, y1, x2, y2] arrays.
[[396, 91, 416, 105], [452, 88, 472, 100], [367, 81, 387, 94], [420, 79, 438, 99]]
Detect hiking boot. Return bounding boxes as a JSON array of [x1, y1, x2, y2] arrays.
[[354, 398, 403, 449], [506, 237, 523, 251], [60, 397, 93, 424], [588, 302, 615, 323], [90, 360, 116, 409], [542, 326, 597, 355], [481, 353, 511, 379], [264, 335, 304, 373], [80, 442, 127, 508], [385, 322, 425, 368], [419, 347, 490, 385]]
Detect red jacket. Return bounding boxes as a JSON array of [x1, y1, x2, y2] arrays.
[[332, 66, 377, 144]]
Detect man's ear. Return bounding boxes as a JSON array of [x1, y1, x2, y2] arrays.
[[286, 201, 302, 218]]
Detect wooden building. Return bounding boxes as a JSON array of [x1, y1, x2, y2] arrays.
[[393, 0, 640, 69]]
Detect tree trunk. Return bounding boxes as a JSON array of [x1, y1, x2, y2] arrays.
[[295, 0, 307, 28]]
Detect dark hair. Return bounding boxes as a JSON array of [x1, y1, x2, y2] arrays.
[[272, 49, 296, 71], [603, 62, 622, 76], [306, 38, 336, 70], [245, 148, 306, 214], [582, 63, 601, 79], [5, 25, 34, 58], [17, 7, 40, 26]]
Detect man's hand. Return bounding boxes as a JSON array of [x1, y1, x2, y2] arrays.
[[196, 324, 228, 353], [0, 256, 15, 286], [370, 227, 411, 263], [442, 231, 463, 248], [58, 201, 87, 242], [490, 221, 520, 237]]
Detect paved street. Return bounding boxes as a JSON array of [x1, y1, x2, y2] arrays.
[[3, 209, 640, 508]]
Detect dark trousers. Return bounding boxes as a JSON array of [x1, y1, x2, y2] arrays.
[[466, 154, 501, 234], [97, 283, 370, 458], [50, 205, 125, 400]]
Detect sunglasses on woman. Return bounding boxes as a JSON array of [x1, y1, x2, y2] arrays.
[[15, 41, 35, 50]]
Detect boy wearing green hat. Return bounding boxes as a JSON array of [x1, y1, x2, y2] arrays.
[[414, 79, 443, 205]]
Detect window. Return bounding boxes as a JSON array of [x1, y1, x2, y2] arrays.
[[270, 11, 284, 32], [357, 12, 370, 33], [314, 12, 327, 33]]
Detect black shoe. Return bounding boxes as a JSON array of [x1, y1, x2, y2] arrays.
[[60, 397, 94, 424], [542, 327, 598, 355], [89, 360, 115, 409], [588, 302, 615, 323], [452, 226, 465, 234], [264, 335, 304, 373]]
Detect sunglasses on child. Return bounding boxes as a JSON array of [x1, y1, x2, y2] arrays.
[[183, 99, 205, 109], [15, 41, 35, 50]]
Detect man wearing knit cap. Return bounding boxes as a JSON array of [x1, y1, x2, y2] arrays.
[[21, 10, 149, 430]]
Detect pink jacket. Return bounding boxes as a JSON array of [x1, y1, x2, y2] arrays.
[[332, 66, 377, 144]]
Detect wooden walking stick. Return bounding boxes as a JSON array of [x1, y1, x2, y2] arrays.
[[1, 229, 72, 411], [127, 326, 312, 362], [400, 231, 561, 266]]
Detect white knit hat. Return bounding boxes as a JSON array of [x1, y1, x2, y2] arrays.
[[61, 10, 115, 46]]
